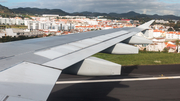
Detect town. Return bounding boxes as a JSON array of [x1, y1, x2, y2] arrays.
[[0, 14, 179, 53]]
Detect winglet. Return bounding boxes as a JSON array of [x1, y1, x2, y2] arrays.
[[138, 20, 155, 29]]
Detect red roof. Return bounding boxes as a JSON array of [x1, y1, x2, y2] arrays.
[[153, 30, 165, 33], [165, 42, 176, 49]]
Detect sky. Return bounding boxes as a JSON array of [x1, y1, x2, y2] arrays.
[[0, 0, 180, 16]]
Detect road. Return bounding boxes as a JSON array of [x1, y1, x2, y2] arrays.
[[47, 64, 180, 101]]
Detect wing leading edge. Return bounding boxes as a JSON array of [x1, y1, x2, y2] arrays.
[[0, 20, 154, 101]]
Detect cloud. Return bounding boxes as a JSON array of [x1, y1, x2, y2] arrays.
[[9, 0, 180, 15]]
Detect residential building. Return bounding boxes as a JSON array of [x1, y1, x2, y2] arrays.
[[146, 42, 166, 52], [155, 20, 169, 24], [153, 30, 166, 38], [166, 32, 180, 39]]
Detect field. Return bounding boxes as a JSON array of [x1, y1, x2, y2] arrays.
[[0, 25, 28, 29], [93, 52, 180, 66]]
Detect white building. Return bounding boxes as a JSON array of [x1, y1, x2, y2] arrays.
[[42, 14, 59, 17], [28, 21, 39, 30], [153, 24, 164, 30], [28, 20, 75, 31], [0, 33, 5, 38], [153, 30, 165, 38], [166, 32, 180, 39], [59, 16, 86, 19], [5, 29, 17, 37], [146, 42, 166, 52], [155, 20, 169, 24], [0, 18, 25, 25]]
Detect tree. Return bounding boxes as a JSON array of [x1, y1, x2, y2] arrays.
[[163, 47, 169, 53], [168, 28, 174, 31], [175, 40, 180, 53]]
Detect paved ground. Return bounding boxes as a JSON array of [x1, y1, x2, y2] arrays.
[[47, 64, 180, 101]]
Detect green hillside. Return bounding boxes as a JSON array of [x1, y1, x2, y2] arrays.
[[0, 4, 13, 14], [12, 7, 69, 16]]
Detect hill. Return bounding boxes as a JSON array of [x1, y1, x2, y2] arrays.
[[0, 4, 13, 14], [12, 7, 70, 16], [72, 11, 180, 20]]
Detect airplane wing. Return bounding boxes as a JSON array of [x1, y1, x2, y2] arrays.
[[0, 20, 154, 101]]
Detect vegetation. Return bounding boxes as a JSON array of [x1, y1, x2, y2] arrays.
[[0, 4, 13, 14], [163, 47, 169, 53], [168, 28, 174, 31], [131, 17, 152, 24], [0, 13, 16, 18], [93, 51, 180, 66], [20, 14, 32, 19], [0, 35, 39, 42], [12, 8, 69, 16], [164, 21, 180, 31], [0, 25, 28, 29], [175, 40, 180, 53]]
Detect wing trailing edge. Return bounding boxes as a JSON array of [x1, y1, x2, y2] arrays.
[[0, 62, 61, 101]]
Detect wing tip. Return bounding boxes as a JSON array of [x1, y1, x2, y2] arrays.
[[138, 20, 155, 29]]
